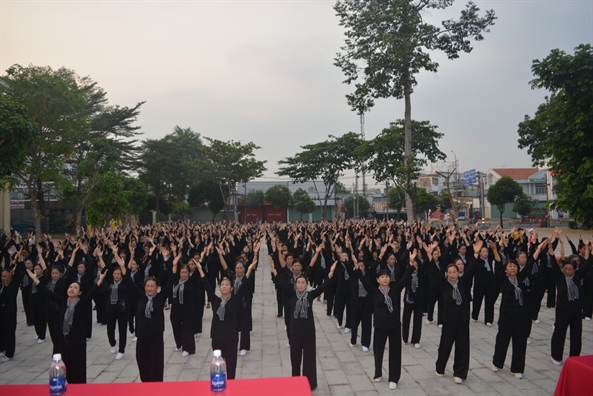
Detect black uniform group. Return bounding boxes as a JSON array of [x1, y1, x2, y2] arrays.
[[0, 221, 591, 390]]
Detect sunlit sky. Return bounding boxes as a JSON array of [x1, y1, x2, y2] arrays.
[[2, 0, 591, 188]]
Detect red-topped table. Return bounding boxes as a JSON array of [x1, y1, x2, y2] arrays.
[[0, 376, 312, 396], [554, 355, 593, 396]]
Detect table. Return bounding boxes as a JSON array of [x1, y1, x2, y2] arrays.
[[0, 376, 312, 396], [554, 354, 593, 396]]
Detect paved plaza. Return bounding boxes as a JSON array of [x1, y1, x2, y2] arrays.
[[1, 233, 592, 395]]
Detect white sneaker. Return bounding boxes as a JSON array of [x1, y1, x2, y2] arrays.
[[435, 372, 444, 378], [512, 372, 523, 379], [115, 352, 124, 360], [284, 325, 287, 331], [337, 323, 344, 329], [35, 335, 39, 340], [586, 317, 591, 321], [182, 351, 189, 357], [453, 377, 463, 384], [534, 319, 541, 324], [110, 347, 117, 354], [175, 347, 181, 351], [349, 342, 355, 348], [527, 338, 531, 345], [37, 339, 45, 344], [194, 334, 199, 339], [344, 328, 351, 333], [86, 338, 91, 341], [471, 318, 477, 323], [362, 346, 369, 352], [240, 349, 247, 356], [551, 357, 562, 365], [133, 337, 137, 342], [0, 351, 4, 357], [426, 319, 433, 324], [287, 342, 290, 347], [130, 332, 135, 337], [439, 324, 443, 329], [486, 323, 492, 327], [374, 376, 382, 382], [414, 343, 421, 349], [491, 364, 499, 372], [389, 382, 397, 389], [1, 356, 11, 363]]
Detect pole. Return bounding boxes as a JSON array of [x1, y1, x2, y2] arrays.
[[360, 113, 366, 197], [243, 183, 247, 224]]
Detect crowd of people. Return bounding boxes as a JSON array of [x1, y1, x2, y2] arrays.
[[0, 220, 591, 390]]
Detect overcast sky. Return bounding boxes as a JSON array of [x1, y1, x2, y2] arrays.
[[2, 0, 591, 188]]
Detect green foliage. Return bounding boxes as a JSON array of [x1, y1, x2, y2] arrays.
[[415, 189, 440, 218], [277, 132, 363, 219], [513, 194, 533, 217], [86, 172, 143, 227], [388, 186, 405, 214], [335, 181, 350, 194], [343, 194, 370, 218], [440, 190, 453, 211], [517, 44, 593, 226], [188, 181, 228, 221], [239, 190, 265, 207], [294, 192, 317, 219], [265, 185, 293, 209], [0, 97, 37, 186], [487, 176, 524, 226]]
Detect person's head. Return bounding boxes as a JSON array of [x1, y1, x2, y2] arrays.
[[179, 265, 190, 281], [112, 267, 122, 282], [516, 251, 528, 266], [50, 266, 63, 281], [144, 244, 150, 253], [431, 248, 441, 260], [358, 260, 366, 273], [459, 245, 467, 256], [295, 275, 308, 293], [1, 269, 11, 286], [479, 246, 489, 260], [562, 257, 579, 277], [340, 252, 348, 262], [67, 281, 82, 298], [188, 260, 196, 273], [376, 269, 391, 287], [76, 263, 86, 275], [386, 253, 396, 266], [25, 259, 34, 270], [235, 261, 245, 278], [118, 250, 128, 261], [292, 258, 302, 276], [242, 245, 250, 254], [285, 253, 294, 267], [129, 260, 139, 273], [446, 263, 460, 282], [219, 277, 233, 296], [34, 263, 43, 276], [453, 257, 464, 274], [504, 259, 519, 277], [578, 242, 586, 256], [143, 277, 159, 296], [357, 249, 364, 260]]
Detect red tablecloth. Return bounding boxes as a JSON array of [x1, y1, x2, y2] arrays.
[[554, 355, 593, 396], [0, 376, 312, 396]]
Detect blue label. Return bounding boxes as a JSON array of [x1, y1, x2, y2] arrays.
[[50, 375, 67, 396], [211, 372, 226, 392]]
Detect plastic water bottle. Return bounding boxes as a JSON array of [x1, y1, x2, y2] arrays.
[[49, 353, 67, 396], [210, 349, 227, 393]]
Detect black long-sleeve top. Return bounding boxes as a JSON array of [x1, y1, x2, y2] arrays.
[[0, 264, 24, 314], [201, 276, 250, 342], [439, 258, 476, 324], [495, 257, 534, 316], [551, 253, 592, 313]]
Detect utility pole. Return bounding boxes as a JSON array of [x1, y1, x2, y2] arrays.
[[360, 113, 366, 197]]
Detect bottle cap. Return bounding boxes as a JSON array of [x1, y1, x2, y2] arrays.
[[213, 350, 221, 358], [52, 354, 62, 361]]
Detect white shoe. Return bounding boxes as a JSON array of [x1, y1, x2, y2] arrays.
[[344, 328, 351, 333], [586, 317, 591, 321], [414, 343, 421, 349], [389, 382, 397, 389], [240, 349, 247, 356], [374, 376, 382, 382], [527, 338, 531, 345], [512, 372, 523, 379], [194, 334, 199, 339], [287, 342, 290, 347], [491, 364, 499, 372], [182, 351, 189, 357], [471, 318, 476, 323], [362, 346, 369, 352], [110, 347, 117, 354], [86, 338, 91, 341], [349, 342, 355, 347], [426, 319, 433, 324], [130, 332, 134, 337], [486, 323, 492, 327], [37, 339, 45, 344], [534, 319, 541, 324], [337, 323, 343, 329], [551, 357, 562, 365], [453, 377, 463, 384], [0, 351, 4, 357], [435, 372, 444, 378], [284, 325, 287, 331], [175, 347, 181, 351], [115, 353, 124, 360], [35, 335, 39, 340], [1, 356, 11, 363], [133, 337, 137, 342], [439, 324, 443, 329]]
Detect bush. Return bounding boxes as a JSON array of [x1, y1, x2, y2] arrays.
[[568, 220, 578, 229]]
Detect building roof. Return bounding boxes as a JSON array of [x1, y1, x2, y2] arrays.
[[491, 168, 539, 180]]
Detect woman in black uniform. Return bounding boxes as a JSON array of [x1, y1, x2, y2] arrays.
[[26, 267, 107, 383], [270, 257, 337, 390], [104, 250, 132, 361], [169, 252, 200, 356], [30, 263, 47, 343], [45, 265, 68, 354]]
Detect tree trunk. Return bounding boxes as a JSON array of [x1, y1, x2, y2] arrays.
[[36, 178, 48, 234], [499, 206, 504, 228], [28, 180, 41, 241], [403, 73, 415, 221]]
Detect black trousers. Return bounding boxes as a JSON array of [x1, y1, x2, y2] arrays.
[[46, 311, 62, 354], [402, 302, 423, 344], [493, 311, 529, 373], [136, 334, 164, 382], [350, 297, 372, 347], [276, 288, 284, 317], [542, 266, 556, 308], [62, 343, 87, 383], [83, 304, 92, 339], [170, 309, 195, 354], [31, 304, 46, 340], [290, 333, 317, 389], [239, 328, 250, 351], [107, 311, 128, 353], [582, 279, 593, 318], [21, 291, 33, 325], [436, 321, 470, 379], [551, 308, 583, 361], [128, 304, 136, 334], [94, 292, 107, 324], [324, 281, 336, 316], [0, 310, 17, 358], [334, 289, 352, 328], [373, 326, 402, 383], [472, 280, 498, 324], [284, 304, 292, 341], [427, 288, 443, 324], [212, 338, 238, 380]]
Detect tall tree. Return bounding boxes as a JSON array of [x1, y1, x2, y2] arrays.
[[344, 194, 370, 218], [1, 65, 92, 238], [198, 138, 267, 219], [0, 98, 36, 186], [334, 0, 496, 220], [486, 176, 523, 227], [277, 132, 363, 220], [294, 189, 317, 221], [188, 181, 228, 222], [415, 188, 440, 219], [358, 120, 446, 219], [513, 194, 533, 219], [264, 185, 293, 210], [517, 44, 593, 227]]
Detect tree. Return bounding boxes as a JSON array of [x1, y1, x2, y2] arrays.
[[0, 97, 36, 186], [416, 188, 440, 219], [188, 181, 228, 222], [334, 0, 496, 221], [277, 132, 363, 220], [344, 194, 370, 218], [198, 138, 267, 220], [1, 64, 93, 238], [440, 190, 453, 212], [265, 185, 293, 210], [513, 194, 533, 218], [388, 186, 406, 219], [517, 44, 593, 227], [487, 176, 523, 227], [358, 120, 446, 219], [335, 181, 351, 194], [294, 191, 317, 221]]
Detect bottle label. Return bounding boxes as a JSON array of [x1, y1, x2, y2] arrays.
[[50, 375, 67, 396], [211, 372, 226, 392]]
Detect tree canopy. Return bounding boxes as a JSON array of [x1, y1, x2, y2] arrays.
[[486, 176, 523, 227], [517, 44, 593, 227], [0, 98, 36, 186], [264, 185, 293, 210], [343, 194, 370, 219]]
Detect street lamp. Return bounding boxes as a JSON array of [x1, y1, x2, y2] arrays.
[[451, 150, 458, 196]]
